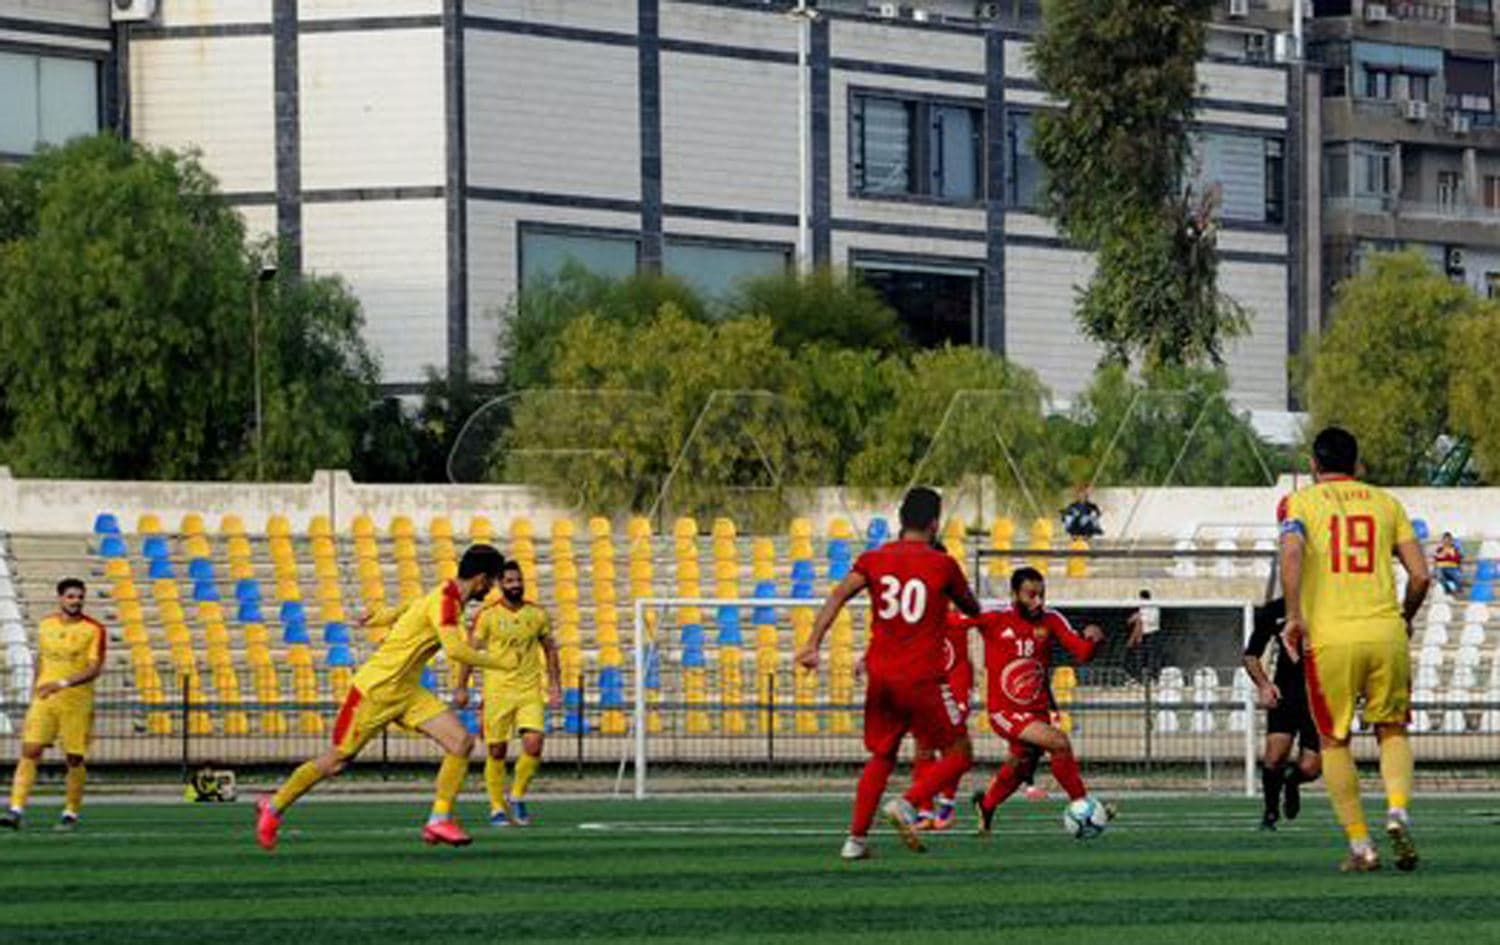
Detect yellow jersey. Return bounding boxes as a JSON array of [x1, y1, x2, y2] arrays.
[[351, 580, 510, 701], [35, 613, 106, 692], [1279, 476, 1415, 645], [471, 600, 551, 697]]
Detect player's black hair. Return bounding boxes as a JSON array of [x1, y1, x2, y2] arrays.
[[56, 577, 85, 596], [899, 487, 942, 531], [1312, 426, 1358, 476], [501, 559, 524, 577], [1010, 566, 1045, 592], [457, 544, 506, 580], [1139, 589, 1152, 600]]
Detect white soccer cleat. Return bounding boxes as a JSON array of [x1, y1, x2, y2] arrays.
[[882, 798, 927, 853], [841, 835, 870, 860]]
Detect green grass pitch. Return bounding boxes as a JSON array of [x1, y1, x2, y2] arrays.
[[2, 794, 1499, 944]]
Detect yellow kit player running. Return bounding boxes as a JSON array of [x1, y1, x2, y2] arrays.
[[2, 579, 106, 832], [454, 561, 561, 827], [1279, 427, 1430, 872], [256, 545, 511, 850]]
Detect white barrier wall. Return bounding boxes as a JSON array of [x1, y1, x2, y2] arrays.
[[0, 467, 1496, 542]]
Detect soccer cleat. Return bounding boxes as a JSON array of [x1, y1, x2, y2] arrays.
[[488, 807, 511, 828], [841, 835, 870, 861], [254, 795, 281, 851], [1259, 812, 1278, 832], [882, 798, 926, 853], [1385, 813, 1419, 872], [1101, 800, 1119, 823], [930, 797, 957, 832], [507, 796, 531, 826], [912, 808, 935, 831], [55, 813, 79, 833], [0, 809, 20, 831], [422, 819, 473, 847], [1283, 773, 1302, 821], [1339, 847, 1381, 873], [970, 790, 996, 838]]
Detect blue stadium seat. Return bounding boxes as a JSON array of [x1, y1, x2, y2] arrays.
[[865, 517, 890, 549], [188, 558, 215, 582], [1472, 582, 1496, 603], [236, 600, 264, 623], [790, 560, 816, 582], [716, 608, 743, 646], [148, 557, 175, 580], [235, 579, 261, 603], [681, 623, 706, 648], [598, 666, 624, 691], [279, 601, 306, 624], [1477, 560, 1499, 582], [827, 559, 851, 582], [93, 513, 121, 535], [827, 539, 852, 562], [327, 644, 357, 667], [1412, 519, 1431, 541], [644, 652, 662, 690], [599, 688, 626, 709], [563, 687, 583, 708], [282, 620, 311, 645], [192, 580, 220, 602], [324, 622, 351, 645], [420, 667, 439, 690], [143, 536, 171, 560], [791, 580, 815, 599], [682, 646, 707, 668], [99, 535, 128, 559], [752, 581, 777, 624], [563, 688, 588, 734], [461, 709, 481, 734]]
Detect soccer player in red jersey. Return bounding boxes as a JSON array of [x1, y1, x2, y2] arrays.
[[911, 609, 974, 831], [968, 566, 1111, 835], [796, 487, 980, 860]]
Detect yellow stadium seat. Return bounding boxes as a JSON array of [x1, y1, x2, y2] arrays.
[[789, 518, 813, 540], [629, 559, 653, 582], [165, 623, 191, 645], [627, 517, 652, 540], [311, 536, 336, 561], [247, 643, 272, 666], [146, 580, 173, 602], [712, 537, 736, 562], [555, 559, 579, 583], [183, 535, 211, 559], [552, 519, 576, 542], [197, 601, 224, 624], [309, 515, 333, 540], [714, 560, 737, 581], [828, 518, 854, 540], [588, 516, 612, 540], [123, 623, 149, 645], [267, 515, 291, 539], [229, 560, 255, 581], [244, 623, 270, 646], [674, 538, 696, 562], [393, 537, 418, 562], [205, 623, 230, 647], [137, 513, 163, 535], [673, 518, 698, 540], [711, 518, 736, 540], [351, 515, 375, 539], [314, 558, 339, 581], [355, 559, 381, 582], [110, 580, 138, 603], [321, 602, 347, 623], [227, 536, 253, 561], [1066, 538, 1089, 578], [789, 537, 814, 561], [105, 558, 132, 579], [219, 514, 245, 536], [208, 647, 234, 671], [158, 600, 185, 625], [593, 557, 616, 581], [430, 516, 453, 540], [1029, 517, 1055, 543], [275, 579, 301, 602], [359, 578, 386, 603], [180, 513, 205, 536], [390, 516, 415, 539], [510, 518, 534, 540], [431, 540, 456, 563], [317, 579, 341, 602], [396, 560, 422, 583], [286, 645, 313, 668], [118, 600, 145, 624], [435, 560, 457, 581], [398, 581, 422, 601], [556, 584, 580, 605], [269, 538, 295, 563], [469, 516, 494, 542], [354, 536, 379, 561]]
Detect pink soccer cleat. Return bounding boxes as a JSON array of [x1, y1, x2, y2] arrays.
[[422, 819, 473, 847], [255, 795, 282, 851]]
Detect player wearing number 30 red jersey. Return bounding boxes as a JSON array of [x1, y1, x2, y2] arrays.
[[797, 487, 980, 861]]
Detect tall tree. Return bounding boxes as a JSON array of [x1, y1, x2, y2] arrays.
[[1447, 303, 1500, 482], [1031, 0, 1246, 367]]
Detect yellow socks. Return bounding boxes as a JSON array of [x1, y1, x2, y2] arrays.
[[484, 756, 509, 812], [8, 757, 37, 813], [1378, 728, 1414, 813], [512, 753, 541, 799], [271, 760, 325, 814], [1321, 744, 1368, 844], [64, 764, 86, 815], [431, 753, 468, 818]]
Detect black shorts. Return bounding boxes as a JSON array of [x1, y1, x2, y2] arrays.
[[1266, 694, 1319, 750]]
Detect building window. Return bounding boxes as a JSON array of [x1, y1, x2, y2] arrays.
[[1264, 139, 1284, 224], [1007, 111, 1042, 209], [853, 257, 981, 348], [1355, 143, 1393, 198], [1323, 144, 1350, 197], [0, 52, 99, 156], [1483, 175, 1500, 209], [852, 93, 982, 202], [1191, 132, 1283, 224], [662, 238, 790, 302], [519, 227, 638, 289], [1445, 56, 1495, 121], [1486, 272, 1500, 299], [1437, 171, 1463, 209]]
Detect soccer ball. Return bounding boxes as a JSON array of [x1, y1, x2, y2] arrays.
[[1062, 797, 1108, 840]]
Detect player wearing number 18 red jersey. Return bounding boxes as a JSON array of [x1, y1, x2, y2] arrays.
[[967, 567, 1110, 834], [796, 487, 980, 860]]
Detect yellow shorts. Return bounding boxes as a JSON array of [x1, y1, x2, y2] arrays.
[[482, 690, 546, 745], [331, 685, 449, 758], [21, 690, 94, 755], [1305, 637, 1410, 741]]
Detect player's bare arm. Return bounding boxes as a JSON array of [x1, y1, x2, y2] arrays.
[[797, 571, 867, 670], [543, 632, 563, 708], [1241, 654, 1280, 709], [437, 622, 517, 672], [450, 613, 486, 708], [1395, 538, 1431, 635], [1278, 530, 1306, 660]]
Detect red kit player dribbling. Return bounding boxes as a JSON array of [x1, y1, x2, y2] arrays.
[[796, 487, 980, 860]]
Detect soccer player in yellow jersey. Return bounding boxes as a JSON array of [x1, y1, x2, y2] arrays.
[[255, 545, 514, 850], [2, 579, 106, 832], [1279, 427, 1430, 872], [454, 561, 561, 827]]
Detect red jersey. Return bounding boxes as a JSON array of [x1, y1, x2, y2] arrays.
[[853, 539, 973, 684], [971, 606, 1096, 715], [942, 611, 974, 701]]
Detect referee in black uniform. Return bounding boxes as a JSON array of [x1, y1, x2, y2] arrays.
[[1242, 597, 1323, 830]]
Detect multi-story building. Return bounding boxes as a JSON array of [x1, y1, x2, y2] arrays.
[[1, 0, 1298, 413]]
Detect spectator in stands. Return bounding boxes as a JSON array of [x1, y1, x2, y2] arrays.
[[1125, 589, 1162, 683], [1434, 532, 1464, 597], [1061, 487, 1103, 539]]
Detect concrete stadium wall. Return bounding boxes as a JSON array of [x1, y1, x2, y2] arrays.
[[1, 467, 1497, 542]]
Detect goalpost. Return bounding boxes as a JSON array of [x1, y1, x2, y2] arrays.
[[628, 594, 1262, 800]]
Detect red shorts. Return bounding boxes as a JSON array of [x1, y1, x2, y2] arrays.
[[863, 675, 966, 757], [987, 706, 1048, 754]]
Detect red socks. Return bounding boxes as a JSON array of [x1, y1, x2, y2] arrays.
[[903, 749, 971, 808], [1049, 748, 1087, 800], [850, 755, 896, 837], [981, 760, 1026, 811]]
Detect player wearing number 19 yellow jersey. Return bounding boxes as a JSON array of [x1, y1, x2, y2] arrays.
[[1279, 427, 1430, 872]]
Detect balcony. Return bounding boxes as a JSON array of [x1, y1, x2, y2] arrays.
[[1367, 1, 1492, 27], [1397, 199, 1500, 222]]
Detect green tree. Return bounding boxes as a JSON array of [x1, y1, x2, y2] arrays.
[[731, 268, 907, 354], [1031, 0, 1246, 367], [0, 135, 379, 480], [1306, 251, 1471, 484], [790, 345, 900, 485], [1447, 304, 1500, 482]]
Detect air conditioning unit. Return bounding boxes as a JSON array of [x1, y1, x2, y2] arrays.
[[111, 0, 158, 22], [976, 1, 1004, 17], [910, 7, 931, 21], [1450, 112, 1473, 134], [874, 2, 899, 18], [1402, 98, 1430, 121], [1365, 2, 1392, 23], [1448, 247, 1466, 273], [1228, 0, 1249, 18]]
